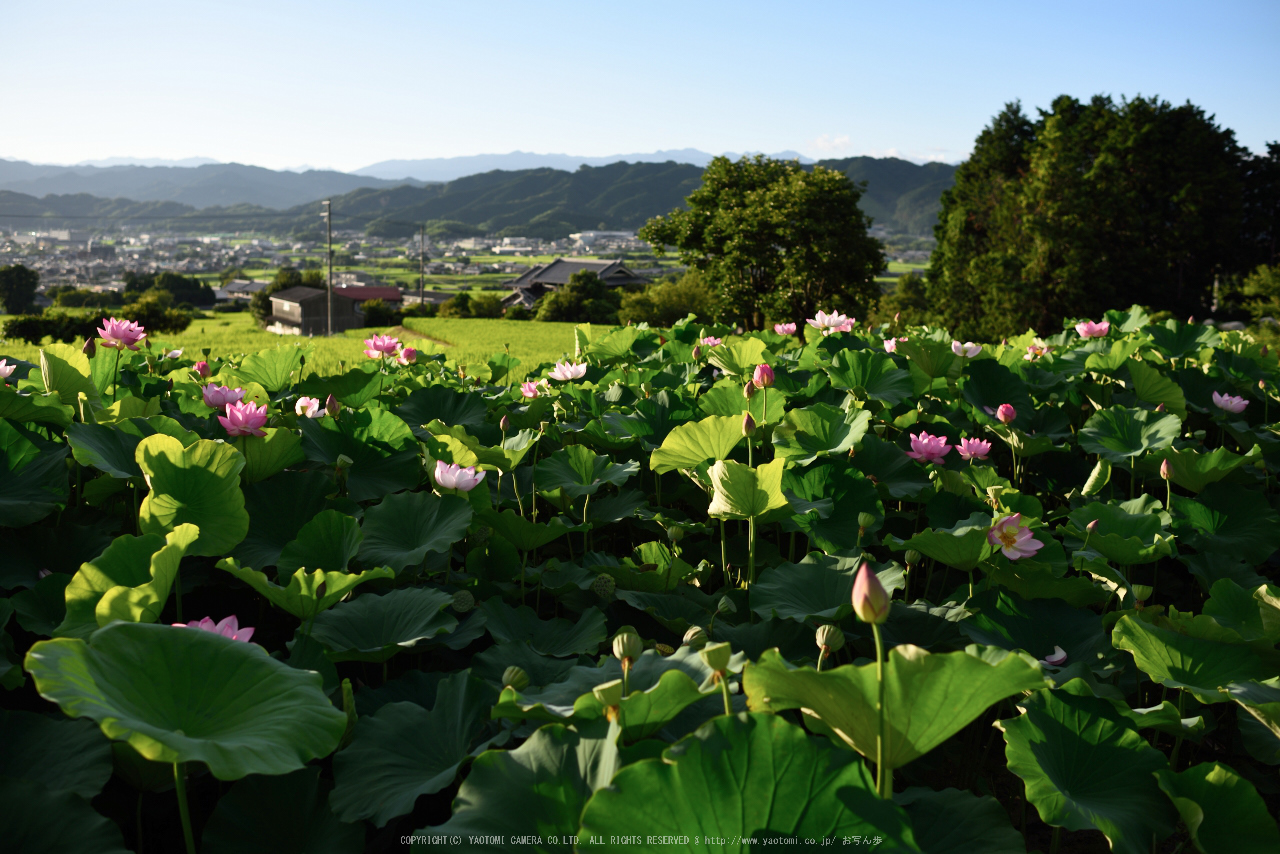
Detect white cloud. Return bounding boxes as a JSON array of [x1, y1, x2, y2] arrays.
[[812, 133, 853, 152]]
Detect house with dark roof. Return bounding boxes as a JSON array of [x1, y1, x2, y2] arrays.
[[333, 284, 404, 305], [502, 258, 648, 310], [266, 286, 363, 336]]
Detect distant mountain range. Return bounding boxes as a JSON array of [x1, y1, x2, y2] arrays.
[[353, 150, 815, 182], [0, 155, 956, 237]]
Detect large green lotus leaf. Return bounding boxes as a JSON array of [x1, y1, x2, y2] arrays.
[[294, 363, 381, 409], [424, 420, 534, 471], [771, 402, 871, 465], [0, 709, 113, 799], [695, 379, 788, 423], [234, 345, 308, 393], [233, 471, 333, 569], [472, 640, 587, 691], [1173, 484, 1280, 566], [706, 337, 768, 377], [0, 421, 68, 528], [896, 787, 1025, 854], [11, 571, 70, 635], [1203, 579, 1280, 643], [477, 507, 572, 552], [649, 414, 742, 474], [331, 672, 497, 826], [707, 457, 790, 520], [960, 359, 1035, 427], [65, 420, 143, 479], [996, 683, 1176, 854], [37, 343, 101, 410], [745, 645, 1046, 769], [24, 621, 346, 779], [985, 563, 1111, 608], [232, 428, 305, 483], [885, 512, 994, 572], [478, 599, 606, 657], [396, 384, 490, 440], [1124, 358, 1188, 419], [577, 713, 918, 851], [358, 490, 472, 571], [216, 558, 395, 621], [825, 348, 914, 405], [95, 523, 199, 626], [1062, 501, 1173, 565], [1154, 762, 1280, 854], [1223, 678, 1280, 739], [413, 719, 619, 853], [1158, 445, 1261, 493], [1112, 615, 1277, 704], [0, 384, 74, 428], [959, 588, 1108, 665], [201, 766, 362, 854], [585, 324, 642, 360], [534, 444, 638, 501], [277, 509, 363, 576], [1079, 405, 1181, 462], [90, 394, 162, 425], [751, 553, 902, 623], [135, 434, 248, 556], [850, 434, 933, 499], [299, 407, 420, 502], [785, 462, 883, 550], [897, 337, 963, 381], [1146, 319, 1218, 359], [0, 777, 131, 854], [310, 587, 457, 662], [564, 668, 716, 741]]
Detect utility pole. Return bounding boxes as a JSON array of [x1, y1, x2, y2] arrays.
[[419, 224, 425, 307], [321, 199, 332, 336]]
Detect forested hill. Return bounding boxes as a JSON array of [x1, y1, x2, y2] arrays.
[[0, 157, 956, 238]]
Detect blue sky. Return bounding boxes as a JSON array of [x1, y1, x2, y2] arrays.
[[4, 0, 1277, 171]]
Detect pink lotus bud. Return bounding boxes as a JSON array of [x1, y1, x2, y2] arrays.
[[1262, 345, 1269, 357], [851, 562, 889, 624], [396, 347, 417, 366], [1087, 519, 1099, 533], [743, 380, 757, 399], [1160, 458, 1173, 480], [752, 363, 775, 389], [193, 360, 210, 378], [1039, 646, 1068, 667], [1155, 402, 1165, 412], [325, 394, 340, 416], [773, 322, 797, 335], [996, 403, 1017, 425], [894, 312, 901, 323], [82, 338, 96, 358], [295, 396, 322, 418], [692, 346, 702, 360], [500, 414, 511, 432], [742, 412, 757, 437]]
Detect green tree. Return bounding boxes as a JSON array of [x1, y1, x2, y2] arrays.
[[1243, 142, 1280, 269], [617, 270, 719, 326], [470, 293, 505, 318], [153, 272, 214, 306], [0, 264, 40, 314], [928, 95, 1249, 339], [870, 271, 933, 327], [1239, 263, 1280, 322], [438, 292, 472, 318], [639, 156, 885, 329], [534, 271, 625, 323]]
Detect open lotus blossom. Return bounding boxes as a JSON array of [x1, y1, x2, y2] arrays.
[[773, 322, 797, 335], [363, 334, 400, 359], [1023, 339, 1052, 361], [396, 347, 417, 366], [174, 615, 254, 643], [1039, 645, 1068, 667], [202, 383, 245, 410], [987, 513, 1044, 560], [906, 431, 952, 464], [434, 459, 486, 492], [295, 396, 322, 418], [883, 336, 907, 353], [548, 361, 587, 381], [164, 349, 183, 359], [1075, 319, 1110, 339], [833, 317, 856, 333], [1212, 390, 1249, 413], [996, 403, 1017, 424], [851, 562, 890, 625], [97, 317, 147, 350], [700, 336, 722, 347], [752, 363, 775, 389], [957, 437, 993, 461], [806, 310, 850, 336], [192, 360, 210, 378], [218, 400, 269, 437], [951, 341, 981, 358], [0, 359, 14, 380], [520, 380, 542, 398]]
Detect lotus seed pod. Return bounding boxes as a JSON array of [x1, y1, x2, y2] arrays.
[[335, 453, 354, 470], [717, 595, 737, 615], [451, 590, 475, 613], [743, 379, 757, 399], [655, 643, 675, 656], [591, 574, 616, 599], [815, 623, 845, 653], [641, 381, 653, 398], [699, 641, 732, 673], [593, 678, 624, 707], [668, 525, 684, 543], [904, 549, 922, 566], [502, 666, 530, 692], [1131, 584, 1153, 602], [682, 625, 708, 650], [499, 414, 510, 432], [857, 512, 875, 529], [612, 630, 643, 662]]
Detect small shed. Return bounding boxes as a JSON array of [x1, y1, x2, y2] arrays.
[[266, 286, 362, 336]]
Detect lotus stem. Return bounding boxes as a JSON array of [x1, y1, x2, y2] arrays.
[[719, 672, 732, 716], [748, 516, 756, 587], [720, 520, 731, 590], [622, 660, 630, 697], [1170, 691, 1186, 770], [583, 493, 591, 553], [1049, 826, 1061, 854], [111, 347, 120, 403], [173, 763, 195, 854], [873, 621, 890, 798], [174, 567, 183, 623], [816, 647, 827, 672]]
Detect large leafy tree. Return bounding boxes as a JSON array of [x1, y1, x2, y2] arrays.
[[639, 156, 884, 329], [0, 263, 40, 314], [929, 95, 1252, 339]]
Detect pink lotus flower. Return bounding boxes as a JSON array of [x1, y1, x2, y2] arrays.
[[192, 360, 211, 378], [774, 322, 797, 335], [97, 317, 147, 351], [883, 336, 907, 353], [219, 400, 269, 437], [434, 459, 486, 492], [363, 334, 400, 359], [951, 341, 981, 358], [1159, 458, 1173, 480], [833, 317, 856, 333], [700, 336, 722, 347], [0, 359, 14, 380], [1212, 391, 1248, 414], [549, 361, 587, 381], [174, 615, 254, 643], [906, 431, 952, 464], [164, 349, 183, 359], [752, 363, 775, 389], [520, 380, 541, 398], [202, 383, 245, 410], [1039, 645, 1068, 667], [1023, 339, 1051, 361], [806, 310, 850, 336], [957, 437, 992, 461], [987, 513, 1044, 560], [396, 347, 417, 366], [851, 562, 889, 625], [1075, 320, 1110, 339], [295, 396, 322, 418], [996, 403, 1017, 425]]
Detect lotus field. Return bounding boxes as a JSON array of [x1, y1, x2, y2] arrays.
[[4, 305, 1280, 854]]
